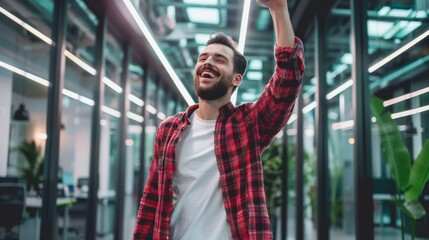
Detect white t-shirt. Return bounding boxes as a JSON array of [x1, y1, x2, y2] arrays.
[[171, 111, 232, 240]]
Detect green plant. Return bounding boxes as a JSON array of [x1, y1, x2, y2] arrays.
[[371, 96, 429, 240], [262, 141, 312, 216], [18, 140, 43, 192]]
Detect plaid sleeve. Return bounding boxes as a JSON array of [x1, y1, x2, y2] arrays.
[[133, 128, 162, 239], [251, 37, 305, 149]]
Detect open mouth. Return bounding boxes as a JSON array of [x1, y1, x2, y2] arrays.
[[197, 67, 220, 79]]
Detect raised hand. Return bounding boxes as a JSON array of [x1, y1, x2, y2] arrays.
[[256, 0, 287, 10]]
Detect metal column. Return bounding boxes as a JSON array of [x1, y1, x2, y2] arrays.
[[296, 92, 304, 240], [115, 45, 130, 240], [41, 0, 67, 239], [351, 0, 373, 239], [315, 6, 330, 240], [86, 14, 107, 240]]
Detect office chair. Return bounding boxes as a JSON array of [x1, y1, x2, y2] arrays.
[[0, 183, 26, 240]]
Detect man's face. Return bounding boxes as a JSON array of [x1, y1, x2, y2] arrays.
[[194, 43, 236, 100]]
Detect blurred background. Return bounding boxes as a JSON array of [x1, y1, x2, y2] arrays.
[[0, 0, 428, 239]]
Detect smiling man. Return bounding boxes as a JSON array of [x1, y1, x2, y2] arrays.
[[133, 0, 304, 239]]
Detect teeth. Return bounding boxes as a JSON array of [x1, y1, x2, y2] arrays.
[[201, 71, 215, 78]]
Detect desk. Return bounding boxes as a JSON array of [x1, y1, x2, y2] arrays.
[[26, 197, 76, 240]]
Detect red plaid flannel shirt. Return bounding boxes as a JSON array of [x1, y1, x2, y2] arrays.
[[134, 37, 304, 240]]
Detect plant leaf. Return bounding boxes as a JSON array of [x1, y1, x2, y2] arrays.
[[405, 140, 429, 202], [404, 200, 427, 220], [370, 96, 411, 191]]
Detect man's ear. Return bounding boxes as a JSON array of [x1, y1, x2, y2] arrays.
[[232, 74, 242, 87]]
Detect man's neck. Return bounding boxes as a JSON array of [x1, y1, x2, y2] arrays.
[[197, 96, 230, 120]]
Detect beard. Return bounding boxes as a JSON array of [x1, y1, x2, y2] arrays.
[[194, 66, 233, 100], [195, 78, 230, 100]]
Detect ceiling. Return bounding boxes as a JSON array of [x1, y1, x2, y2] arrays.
[[130, 0, 302, 105]]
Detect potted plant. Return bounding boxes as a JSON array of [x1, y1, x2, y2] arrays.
[[18, 140, 43, 194], [371, 96, 429, 239]]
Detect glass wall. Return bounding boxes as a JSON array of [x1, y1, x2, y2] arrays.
[[323, 1, 356, 238], [0, 0, 53, 238], [60, 0, 98, 238], [302, 31, 317, 240], [95, 27, 124, 238], [123, 58, 145, 239], [143, 71, 158, 178], [367, 1, 429, 239], [0, 0, 187, 239]]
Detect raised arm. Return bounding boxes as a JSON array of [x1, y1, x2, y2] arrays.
[[257, 0, 295, 47]]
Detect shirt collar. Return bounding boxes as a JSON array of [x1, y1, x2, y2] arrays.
[[182, 102, 236, 122]]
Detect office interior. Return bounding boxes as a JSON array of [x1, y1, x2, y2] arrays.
[[0, 0, 428, 239]]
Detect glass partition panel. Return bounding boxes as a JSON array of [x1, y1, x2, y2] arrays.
[[123, 59, 144, 240], [286, 114, 297, 239], [0, 0, 53, 238], [60, 0, 98, 238], [367, 1, 429, 238], [96, 27, 123, 239], [144, 71, 157, 180], [325, 0, 356, 238]]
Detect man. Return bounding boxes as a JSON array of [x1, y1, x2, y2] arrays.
[[133, 0, 304, 239]]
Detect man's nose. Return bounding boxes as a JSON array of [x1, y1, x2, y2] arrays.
[[203, 56, 214, 66]]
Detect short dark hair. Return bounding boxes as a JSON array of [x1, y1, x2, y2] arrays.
[[206, 32, 247, 76]]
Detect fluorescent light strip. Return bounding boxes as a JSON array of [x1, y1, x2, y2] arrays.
[[0, 8, 128, 96], [103, 77, 123, 93], [0, 6, 53, 45], [146, 104, 157, 115], [62, 89, 79, 100], [326, 79, 353, 100], [123, 0, 195, 106], [231, 0, 252, 105], [391, 104, 429, 119], [303, 101, 318, 114], [287, 113, 297, 125], [238, 0, 251, 54], [384, 86, 429, 107], [102, 106, 121, 118], [325, 31, 429, 99], [78, 95, 95, 106], [331, 120, 355, 130], [127, 111, 144, 123], [64, 50, 97, 75], [128, 94, 144, 106], [369, 29, 429, 73], [62, 88, 95, 106], [0, 60, 50, 86], [157, 112, 167, 120]]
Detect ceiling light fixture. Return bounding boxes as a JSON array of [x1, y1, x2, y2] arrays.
[[127, 112, 144, 123], [0, 6, 52, 45], [391, 104, 429, 119], [331, 120, 355, 130], [101, 106, 121, 118], [326, 79, 353, 100], [287, 113, 297, 125], [384, 86, 429, 107], [64, 50, 97, 75], [0, 7, 139, 96], [103, 77, 122, 93], [128, 94, 144, 106], [302, 101, 318, 114], [123, 0, 195, 106], [157, 112, 167, 120], [369, 29, 429, 73], [231, 0, 252, 105], [146, 104, 157, 115], [0, 60, 50, 86]]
